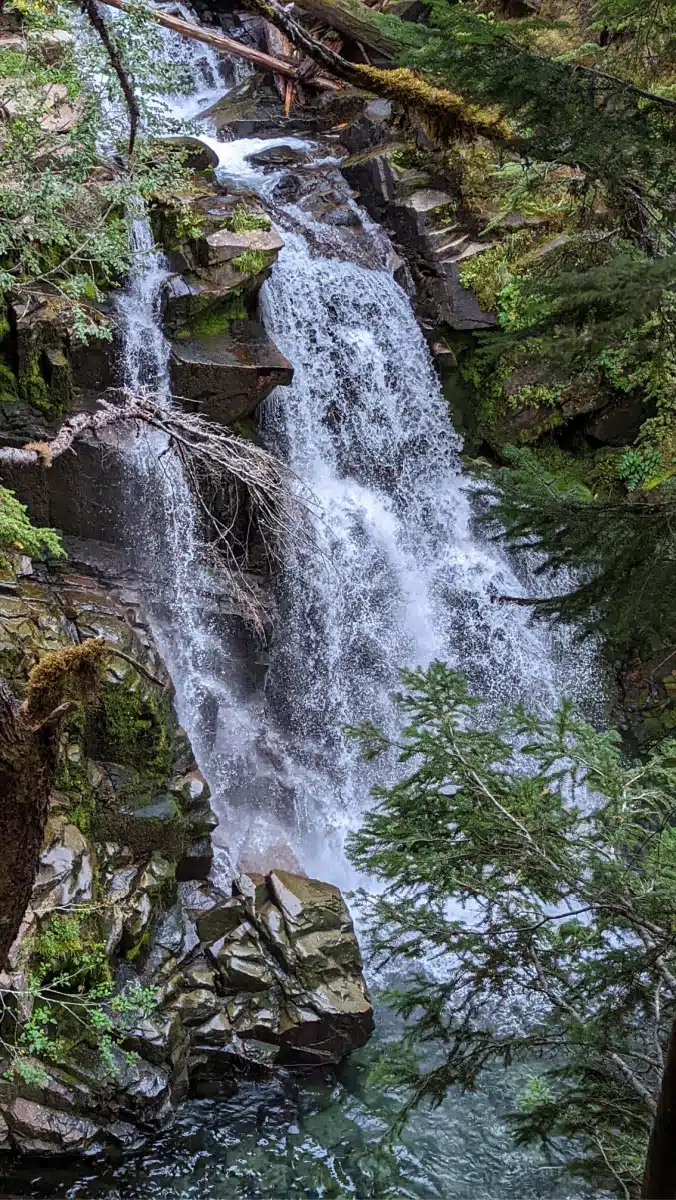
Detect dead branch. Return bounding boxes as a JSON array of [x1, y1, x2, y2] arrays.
[[80, 0, 140, 156], [30, 701, 77, 733], [283, 0, 399, 58], [0, 405, 126, 467], [0, 389, 317, 635], [105, 645, 167, 689], [98, 0, 338, 90], [492, 593, 554, 606]]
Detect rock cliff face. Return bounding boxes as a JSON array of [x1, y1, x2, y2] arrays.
[[0, 557, 373, 1157], [0, 167, 292, 548]]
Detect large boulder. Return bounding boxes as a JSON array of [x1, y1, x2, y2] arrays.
[[169, 320, 293, 424]]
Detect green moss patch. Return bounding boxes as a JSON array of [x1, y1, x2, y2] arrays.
[[86, 680, 172, 780], [232, 249, 269, 276], [177, 290, 248, 339]]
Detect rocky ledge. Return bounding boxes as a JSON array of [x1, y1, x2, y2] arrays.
[[0, 559, 373, 1158]]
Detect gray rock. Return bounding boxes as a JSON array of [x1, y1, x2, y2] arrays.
[[169, 321, 293, 425], [123, 796, 182, 824], [246, 144, 311, 168], [201, 226, 283, 267], [32, 817, 93, 914]]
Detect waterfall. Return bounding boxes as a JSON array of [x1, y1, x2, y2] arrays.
[[257, 231, 598, 883], [116, 214, 259, 875], [111, 15, 598, 890], [21, 18, 605, 1199]]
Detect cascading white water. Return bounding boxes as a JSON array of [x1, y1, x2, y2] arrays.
[[257, 231, 598, 883], [17, 17, 604, 1200], [115, 214, 260, 875], [108, 12, 599, 888]]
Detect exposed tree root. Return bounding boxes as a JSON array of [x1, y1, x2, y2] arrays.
[[0, 389, 316, 633]]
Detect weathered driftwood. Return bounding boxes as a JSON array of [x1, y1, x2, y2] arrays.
[[264, 20, 297, 103], [288, 0, 401, 58]]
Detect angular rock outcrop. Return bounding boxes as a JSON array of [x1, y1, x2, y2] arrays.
[[169, 321, 292, 424], [0, 559, 373, 1158]]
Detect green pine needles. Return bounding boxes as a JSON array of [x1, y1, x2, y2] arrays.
[[483, 446, 676, 657], [347, 662, 676, 1197]]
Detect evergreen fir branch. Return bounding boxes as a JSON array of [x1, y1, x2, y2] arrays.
[[347, 663, 676, 1197]]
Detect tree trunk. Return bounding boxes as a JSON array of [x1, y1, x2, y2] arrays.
[[287, 0, 400, 58], [642, 1017, 676, 1199], [0, 677, 60, 969]]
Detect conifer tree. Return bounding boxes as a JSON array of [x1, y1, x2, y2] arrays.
[[347, 662, 676, 1198]]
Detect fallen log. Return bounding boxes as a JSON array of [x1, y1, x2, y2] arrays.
[[248, 0, 511, 141], [288, 0, 402, 58], [98, 0, 312, 83]]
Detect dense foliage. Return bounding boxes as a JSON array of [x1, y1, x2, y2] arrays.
[[0, 486, 64, 561], [368, 0, 676, 658], [483, 447, 676, 657], [347, 662, 676, 1197], [0, 0, 201, 340]]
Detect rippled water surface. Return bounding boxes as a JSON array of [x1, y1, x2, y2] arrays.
[[0, 1005, 595, 1199]]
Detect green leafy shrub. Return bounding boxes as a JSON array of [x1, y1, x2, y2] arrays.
[[2, 904, 158, 1087], [225, 202, 270, 233], [0, 487, 64, 559], [32, 910, 110, 992], [616, 445, 662, 490], [458, 245, 509, 312]]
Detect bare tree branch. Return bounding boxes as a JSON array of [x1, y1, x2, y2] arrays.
[[0, 389, 317, 634], [80, 0, 140, 156]]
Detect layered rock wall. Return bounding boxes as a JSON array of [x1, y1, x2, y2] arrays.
[[0, 557, 373, 1157]]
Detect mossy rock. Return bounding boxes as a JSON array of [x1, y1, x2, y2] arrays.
[[85, 680, 173, 781], [93, 804, 189, 865], [175, 290, 248, 340]]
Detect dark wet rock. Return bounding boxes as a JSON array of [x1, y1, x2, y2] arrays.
[[4, 1099, 103, 1156], [196, 898, 245, 943], [169, 320, 293, 424], [246, 144, 311, 168], [584, 392, 646, 446], [176, 836, 214, 882], [154, 135, 219, 173]]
